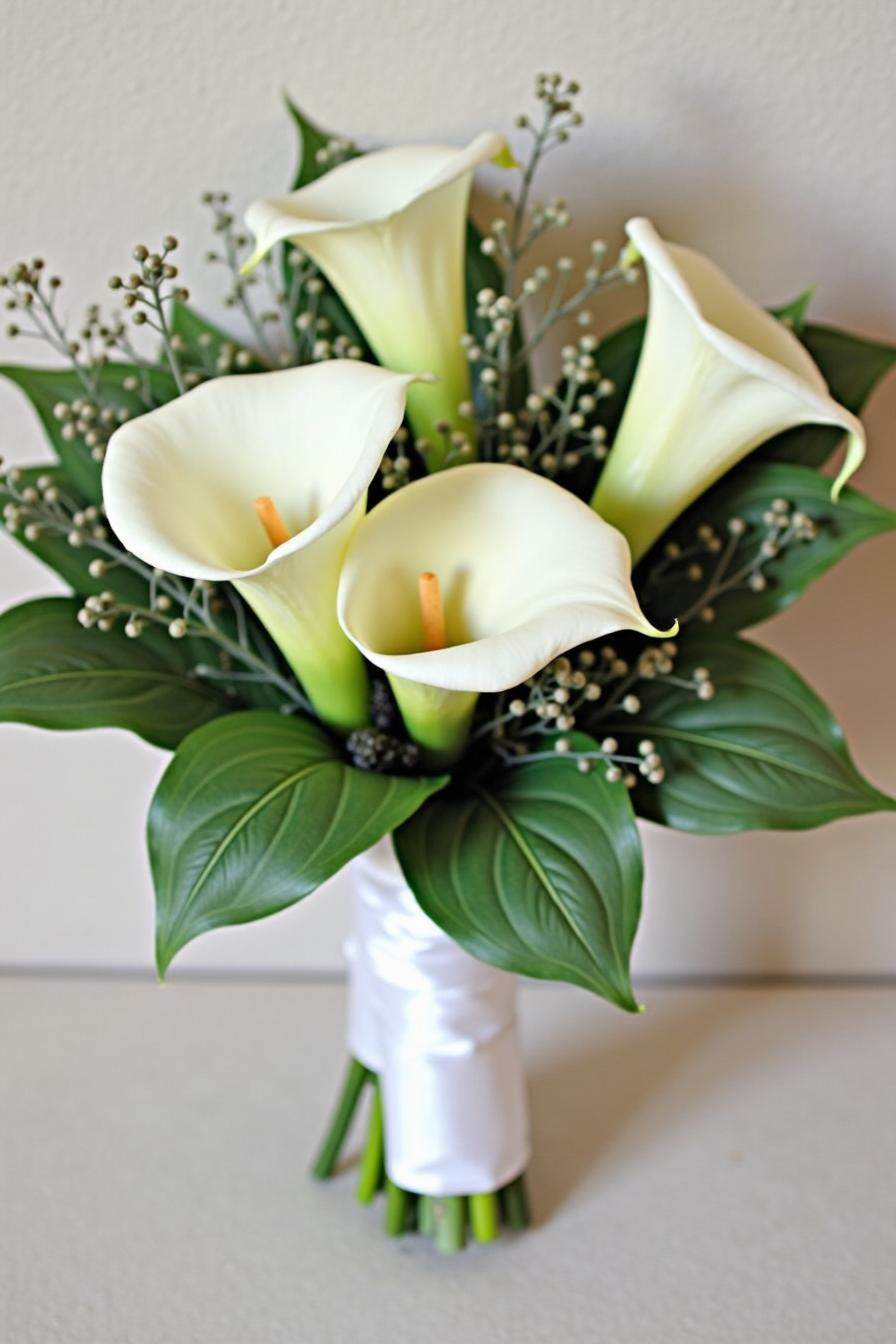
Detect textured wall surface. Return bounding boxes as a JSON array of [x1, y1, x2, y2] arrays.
[[0, 0, 894, 973]]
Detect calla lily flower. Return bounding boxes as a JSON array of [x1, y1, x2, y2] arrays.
[[102, 361, 417, 732], [244, 133, 514, 467], [591, 218, 866, 562], [337, 463, 673, 764]]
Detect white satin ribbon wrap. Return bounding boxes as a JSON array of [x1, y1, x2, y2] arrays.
[[346, 836, 530, 1196]]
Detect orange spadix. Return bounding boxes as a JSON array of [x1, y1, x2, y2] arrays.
[[255, 495, 291, 549], [418, 571, 446, 652]]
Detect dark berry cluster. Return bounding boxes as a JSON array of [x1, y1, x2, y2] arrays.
[[346, 728, 420, 774]]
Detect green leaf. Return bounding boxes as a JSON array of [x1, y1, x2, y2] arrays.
[[769, 287, 814, 335], [601, 635, 894, 834], [0, 361, 177, 502], [755, 423, 844, 473], [640, 461, 896, 634], [759, 322, 896, 470], [150, 709, 448, 974], [284, 93, 347, 192], [0, 597, 229, 749], [803, 323, 896, 413], [395, 733, 643, 1009]]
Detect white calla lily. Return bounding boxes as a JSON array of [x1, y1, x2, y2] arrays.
[[102, 361, 417, 732], [591, 218, 866, 562], [244, 133, 514, 467], [337, 463, 674, 764]]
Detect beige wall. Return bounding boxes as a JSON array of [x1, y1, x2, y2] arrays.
[[1, 0, 894, 974]]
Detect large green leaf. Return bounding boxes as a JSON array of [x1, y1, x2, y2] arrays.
[[759, 322, 896, 470], [150, 710, 447, 974], [0, 598, 229, 749], [599, 635, 894, 834], [0, 362, 177, 503], [640, 461, 896, 634], [395, 733, 643, 1008]]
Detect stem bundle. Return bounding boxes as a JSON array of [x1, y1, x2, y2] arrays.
[[312, 1055, 531, 1253]]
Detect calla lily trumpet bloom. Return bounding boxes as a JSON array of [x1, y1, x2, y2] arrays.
[[244, 133, 514, 467], [337, 463, 674, 764], [591, 218, 866, 562], [103, 361, 417, 732]]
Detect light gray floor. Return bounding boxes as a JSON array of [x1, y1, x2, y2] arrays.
[[1, 977, 894, 1343]]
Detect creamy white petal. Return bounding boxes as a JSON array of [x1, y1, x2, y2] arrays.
[[337, 462, 671, 760], [103, 361, 416, 730], [245, 133, 511, 258], [591, 217, 866, 561], [244, 134, 513, 464]]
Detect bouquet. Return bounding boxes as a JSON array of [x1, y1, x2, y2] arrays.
[[2, 74, 893, 1254]]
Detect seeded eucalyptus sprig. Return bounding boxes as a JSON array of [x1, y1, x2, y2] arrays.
[[477, 640, 711, 787], [3, 244, 192, 449], [641, 498, 820, 626], [463, 324, 613, 477], [201, 190, 282, 364], [107, 238, 191, 393], [201, 189, 365, 370], [2, 259, 118, 405], [461, 72, 640, 471]]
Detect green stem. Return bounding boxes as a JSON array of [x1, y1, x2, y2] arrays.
[[147, 285, 186, 395], [417, 1194, 435, 1237], [469, 1192, 500, 1243], [356, 1081, 385, 1205], [30, 280, 101, 400], [433, 1196, 467, 1254], [501, 1173, 530, 1231], [384, 1178, 409, 1237], [311, 1057, 370, 1180]]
